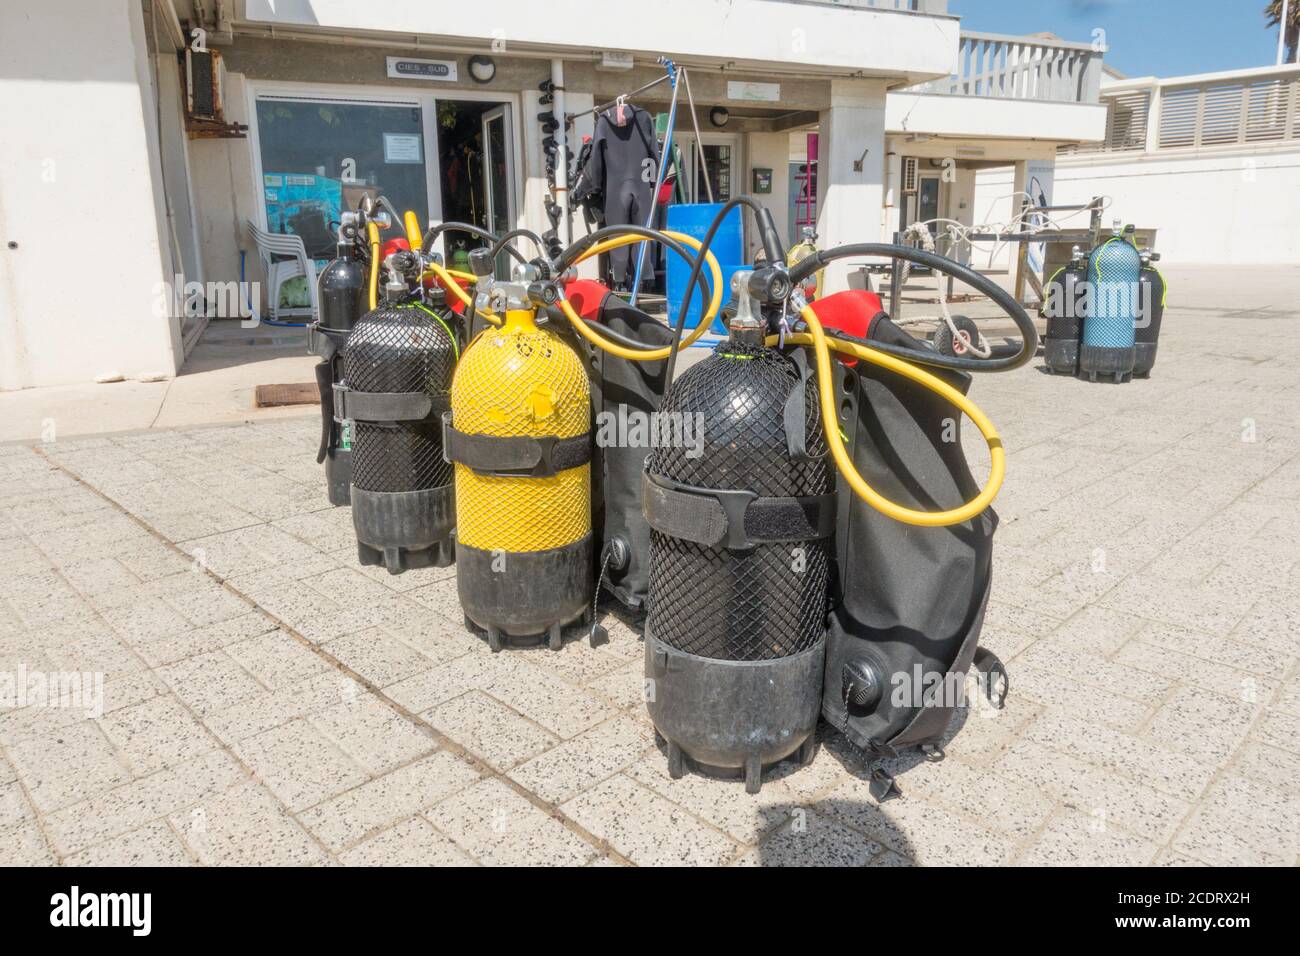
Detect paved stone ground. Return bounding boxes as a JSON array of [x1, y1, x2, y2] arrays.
[[1, 267, 1297, 866]]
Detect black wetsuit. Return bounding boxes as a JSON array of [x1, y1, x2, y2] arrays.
[[580, 105, 658, 289]]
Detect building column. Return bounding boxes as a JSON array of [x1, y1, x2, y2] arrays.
[[815, 78, 887, 293]]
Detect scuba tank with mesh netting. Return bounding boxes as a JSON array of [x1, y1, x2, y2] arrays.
[[1079, 225, 1141, 383], [643, 271, 833, 794], [339, 289, 460, 573], [445, 262, 594, 652]]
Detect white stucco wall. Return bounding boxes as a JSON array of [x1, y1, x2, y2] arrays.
[[0, 0, 181, 390], [975, 147, 1300, 267]]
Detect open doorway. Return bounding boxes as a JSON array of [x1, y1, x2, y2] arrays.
[[434, 99, 516, 276]]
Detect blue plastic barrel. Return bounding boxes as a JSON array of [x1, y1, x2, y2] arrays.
[[665, 203, 744, 336]]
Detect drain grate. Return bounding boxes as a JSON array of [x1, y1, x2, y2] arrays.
[[254, 382, 320, 407]]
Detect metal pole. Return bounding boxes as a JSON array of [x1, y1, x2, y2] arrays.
[[630, 58, 679, 304], [681, 68, 713, 204]]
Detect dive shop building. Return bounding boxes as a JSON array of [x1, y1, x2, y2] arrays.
[[1, 0, 1109, 389]]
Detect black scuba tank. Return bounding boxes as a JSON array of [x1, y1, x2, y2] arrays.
[[1042, 255, 1087, 376], [339, 302, 459, 573], [1134, 253, 1166, 378], [311, 249, 368, 505], [642, 323, 833, 794]]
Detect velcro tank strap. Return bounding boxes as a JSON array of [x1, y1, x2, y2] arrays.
[[443, 415, 591, 477], [308, 324, 349, 361], [332, 383, 445, 423], [641, 470, 835, 551]]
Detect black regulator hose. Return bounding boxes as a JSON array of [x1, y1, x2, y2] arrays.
[[789, 243, 1039, 372], [420, 222, 528, 264], [661, 196, 774, 388], [488, 228, 548, 262]]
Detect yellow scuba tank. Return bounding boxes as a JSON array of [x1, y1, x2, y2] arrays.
[[445, 269, 593, 652], [787, 227, 823, 300]]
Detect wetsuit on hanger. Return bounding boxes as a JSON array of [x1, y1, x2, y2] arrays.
[[581, 104, 658, 290]]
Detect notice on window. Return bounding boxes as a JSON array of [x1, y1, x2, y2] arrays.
[[384, 133, 423, 164]]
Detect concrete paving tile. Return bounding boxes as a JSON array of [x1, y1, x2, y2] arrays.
[[1115, 639, 1278, 704], [225, 629, 332, 690], [300, 751, 481, 851], [0, 819, 56, 865], [996, 738, 1191, 845], [337, 815, 476, 867], [733, 810, 883, 867], [560, 773, 737, 866], [1018, 641, 1173, 703], [383, 615, 479, 666], [1008, 659, 1154, 732], [98, 695, 222, 776], [63, 819, 193, 866], [623, 750, 806, 845], [1015, 808, 1160, 866], [1044, 604, 1145, 658], [486, 660, 617, 739], [429, 776, 598, 866], [168, 780, 329, 866], [1251, 709, 1300, 756], [424, 691, 558, 772], [383, 650, 522, 713], [1144, 685, 1261, 765], [0, 779, 34, 828], [404, 577, 463, 622], [309, 695, 435, 776], [201, 672, 361, 744], [99, 597, 193, 645], [134, 612, 278, 667], [1023, 710, 1216, 802], [43, 749, 247, 855], [1170, 775, 1299, 866], [322, 627, 439, 687], [1135, 621, 1292, 677], [7, 720, 134, 814], [884, 756, 1056, 842], [99, 668, 170, 715], [585, 657, 649, 711], [507, 714, 655, 804], [1229, 742, 1300, 795], [60, 557, 142, 597], [816, 777, 1013, 865], [156, 651, 265, 715], [231, 718, 368, 812]]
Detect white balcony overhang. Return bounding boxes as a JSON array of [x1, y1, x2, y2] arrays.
[[239, 0, 958, 82], [886, 92, 1107, 143]]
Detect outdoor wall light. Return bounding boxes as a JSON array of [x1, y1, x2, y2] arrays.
[[710, 106, 729, 127], [468, 55, 496, 83]]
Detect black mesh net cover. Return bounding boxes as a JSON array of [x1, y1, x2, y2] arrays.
[[343, 304, 456, 493], [647, 342, 830, 662]]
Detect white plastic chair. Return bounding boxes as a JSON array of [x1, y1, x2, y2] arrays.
[[246, 220, 320, 323]]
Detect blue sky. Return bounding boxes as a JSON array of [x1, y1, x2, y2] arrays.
[[948, 0, 1286, 79]]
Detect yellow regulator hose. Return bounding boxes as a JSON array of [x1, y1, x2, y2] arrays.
[[780, 303, 1005, 528], [366, 221, 381, 311], [557, 230, 724, 362], [424, 259, 500, 327], [403, 210, 424, 250]]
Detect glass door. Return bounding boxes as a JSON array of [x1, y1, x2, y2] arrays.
[[676, 135, 737, 204]]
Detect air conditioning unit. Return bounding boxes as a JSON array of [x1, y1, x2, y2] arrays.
[[901, 156, 919, 194], [182, 48, 246, 138], [185, 48, 224, 120]]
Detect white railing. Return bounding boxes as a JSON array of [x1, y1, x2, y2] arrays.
[[1063, 64, 1300, 154], [910, 31, 1103, 104]]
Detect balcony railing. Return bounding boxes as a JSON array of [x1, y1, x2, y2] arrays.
[[1063, 64, 1300, 155], [908, 31, 1103, 104]]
